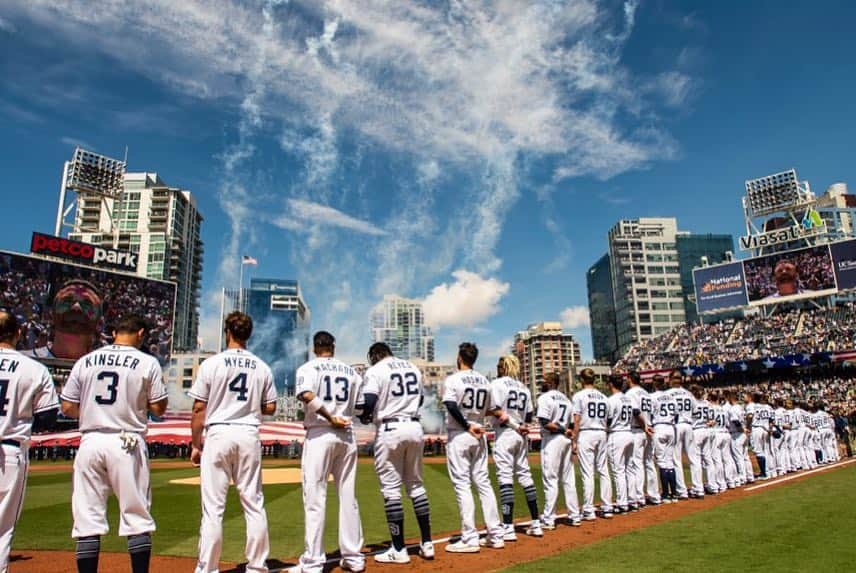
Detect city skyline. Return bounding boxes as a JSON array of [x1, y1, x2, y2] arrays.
[[2, 2, 855, 368]]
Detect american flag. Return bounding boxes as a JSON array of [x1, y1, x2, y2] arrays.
[[242, 255, 258, 265]]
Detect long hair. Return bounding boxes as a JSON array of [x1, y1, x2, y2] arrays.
[[498, 354, 520, 380]]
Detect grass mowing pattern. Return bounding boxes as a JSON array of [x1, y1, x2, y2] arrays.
[[503, 464, 856, 573]]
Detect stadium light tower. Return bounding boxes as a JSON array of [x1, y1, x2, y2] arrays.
[[54, 147, 127, 245]]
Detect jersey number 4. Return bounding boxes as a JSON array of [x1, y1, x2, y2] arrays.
[[229, 373, 249, 402]]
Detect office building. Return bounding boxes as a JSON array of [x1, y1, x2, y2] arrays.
[[244, 278, 310, 393], [370, 295, 435, 361], [165, 351, 215, 411], [513, 322, 581, 394], [676, 233, 734, 323], [587, 254, 619, 363], [69, 172, 203, 350]]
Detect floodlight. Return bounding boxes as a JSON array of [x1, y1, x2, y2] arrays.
[[744, 169, 800, 218], [64, 147, 126, 199]]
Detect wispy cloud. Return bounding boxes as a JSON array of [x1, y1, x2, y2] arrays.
[[599, 191, 632, 205], [272, 198, 387, 237], [560, 305, 591, 329], [60, 136, 93, 149], [0, 16, 16, 33]]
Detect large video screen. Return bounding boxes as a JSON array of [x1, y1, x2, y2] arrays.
[[744, 244, 837, 305], [0, 251, 176, 367], [693, 238, 856, 314]]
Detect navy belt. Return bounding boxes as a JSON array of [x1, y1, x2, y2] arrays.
[[381, 416, 420, 423], [653, 423, 674, 427], [1, 439, 20, 448]]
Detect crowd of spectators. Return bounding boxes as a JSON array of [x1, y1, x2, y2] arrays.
[[616, 303, 856, 371], [744, 247, 835, 301]]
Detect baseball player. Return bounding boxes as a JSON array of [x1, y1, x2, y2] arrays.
[[649, 375, 678, 502], [808, 404, 823, 465], [291, 331, 364, 573], [442, 342, 505, 553], [536, 372, 581, 528], [489, 355, 541, 539], [60, 314, 168, 573], [819, 404, 838, 464], [689, 385, 716, 494], [790, 400, 808, 470], [799, 402, 817, 469], [606, 375, 650, 513], [710, 392, 735, 490], [625, 372, 659, 506], [358, 342, 434, 564], [571, 368, 614, 519], [0, 311, 59, 573], [747, 392, 772, 479], [772, 398, 792, 474], [665, 371, 702, 499], [189, 312, 277, 573], [726, 390, 752, 485]]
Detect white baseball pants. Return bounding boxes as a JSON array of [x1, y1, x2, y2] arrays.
[[630, 432, 660, 503], [493, 429, 535, 488], [653, 425, 676, 470], [729, 432, 749, 483], [673, 423, 702, 496], [607, 432, 634, 509], [713, 432, 735, 488], [374, 420, 427, 500], [576, 430, 612, 514], [693, 428, 714, 489], [0, 445, 28, 573], [540, 434, 579, 523], [72, 432, 155, 538], [196, 425, 269, 573], [446, 431, 503, 545], [298, 428, 364, 573]]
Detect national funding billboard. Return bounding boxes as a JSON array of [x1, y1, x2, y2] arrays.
[[693, 238, 856, 314]]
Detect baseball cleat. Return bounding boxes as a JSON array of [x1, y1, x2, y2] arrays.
[[445, 540, 480, 553], [689, 492, 704, 499], [285, 567, 302, 573], [570, 517, 582, 527], [541, 520, 556, 530], [419, 541, 435, 560], [502, 525, 518, 542], [339, 560, 366, 572], [525, 522, 544, 537], [601, 511, 614, 519], [583, 512, 597, 521], [374, 547, 410, 564], [479, 537, 505, 549]]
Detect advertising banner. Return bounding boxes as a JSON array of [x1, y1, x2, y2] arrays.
[[693, 262, 749, 313], [30, 232, 138, 272], [0, 250, 175, 367], [830, 239, 856, 292]]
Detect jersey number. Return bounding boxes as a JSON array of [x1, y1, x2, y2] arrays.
[[640, 397, 651, 413], [322, 376, 350, 403], [0, 379, 9, 416], [390, 372, 419, 397], [587, 402, 607, 419], [507, 390, 528, 413], [557, 403, 568, 423], [228, 373, 249, 401], [619, 404, 633, 422], [461, 388, 487, 410], [95, 371, 119, 405]]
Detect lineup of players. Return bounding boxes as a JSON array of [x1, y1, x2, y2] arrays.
[[0, 307, 845, 573]]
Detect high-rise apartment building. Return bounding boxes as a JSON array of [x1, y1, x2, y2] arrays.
[[243, 278, 310, 393], [68, 172, 203, 350], [587, 218, 733, 362], [513, 322, 581, 394], [370, 295, 435, 361]]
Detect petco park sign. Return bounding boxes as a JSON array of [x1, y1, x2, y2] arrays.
[[30, 232, 138, 272]]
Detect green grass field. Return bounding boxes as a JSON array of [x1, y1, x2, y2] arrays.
[[504, 463, 856, 573]]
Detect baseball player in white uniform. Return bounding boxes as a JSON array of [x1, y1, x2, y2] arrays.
[[606, 375, 650, 513], [189, 312, 277, 573], [536, 372, 581, 528], [0, 311, 59, 573], [665, 372, 703, 499], [726, 391, 752, 485], [442, 342, 505, 553], [747, 392, 772, 479], [625, 372, 659, 506], [489, 355, 541, 539], [690, 385, 716, 494], [710, 392, 735, 490], [772, 398, 791, 475], [649, 376, 678, 501], [60, 314, 168, 573], [817, 405, 838, 464], [290, 331, 364, 573], [358, 342, 434, 564], [571, 368, 614, 519], [790, 400, 809, 470]]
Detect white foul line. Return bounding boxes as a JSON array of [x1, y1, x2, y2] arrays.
[[744, 458, 856, 492]]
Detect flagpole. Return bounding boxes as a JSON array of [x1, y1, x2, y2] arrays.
[[239, 258, 245, 313], [218, 287, 225, 351]]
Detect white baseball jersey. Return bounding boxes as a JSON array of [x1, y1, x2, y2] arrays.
[[489, 376, 532, 429], [650, 391, 678, 425], [361, 357, 423, 422], [752, 404, 773, 429], [188, 348, 277, 426], [625, 385, 652, 430], [441, 370, 494, 432], [666, 387, 696, 425], [295, 357, 362, 429], [712, 404, 729, 433], [789, 408, 802, 429], [606, 393, 635, 432], [692, 399, 714, 430], [0, 348, 59, 446], [571, 388, 609, 431], [536, 389, 572, 433], [61, 345, 166, 433], [728, 403, 746, 432], [775, 407, 790, 430]]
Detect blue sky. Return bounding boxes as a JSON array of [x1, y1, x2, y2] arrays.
[[1, 1, 854, 368]]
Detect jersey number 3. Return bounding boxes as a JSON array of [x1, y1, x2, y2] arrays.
[[95, 371, 119, 405]]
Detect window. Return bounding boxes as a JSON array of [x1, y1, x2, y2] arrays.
[[183, 368, 193, 377], [649, 266, 664, 274], [182, 380, 193, 389]]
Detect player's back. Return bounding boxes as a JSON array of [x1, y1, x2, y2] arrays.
[[536, 389, 571, 436], [651, 391, 677, 425], [625, 385, 651, 429], [363, 357, 423, 422], [0, 347, 58, 446], [712, 404, 728, 432], [667, 387, 695, 424], [62, 344, 166, 433], [442, 370, 492, 432], [490, 376, 531, 428], [692, 399, 713, 430], [189, 348, 276, 426], [606, 392, 633, 432], [296, 357, 362, 429], [752, 404, 771, 428], [572, 388, 608, 431]]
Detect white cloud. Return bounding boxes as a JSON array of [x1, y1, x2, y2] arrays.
[[560, 305, 591, 329], [0, 16, 16, 33], [59, 136, 93, 149], [423, 270, 510, 329], [649, 71, 695, 108], [271, 198, 386, 236]]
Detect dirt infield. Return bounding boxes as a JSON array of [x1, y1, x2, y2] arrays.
[[12, 459, 853, 572]]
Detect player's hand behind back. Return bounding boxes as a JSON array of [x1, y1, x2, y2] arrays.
[[330, 416, 352, 429], [191, 446, 202, 467], [468, 423, 485, 438]]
